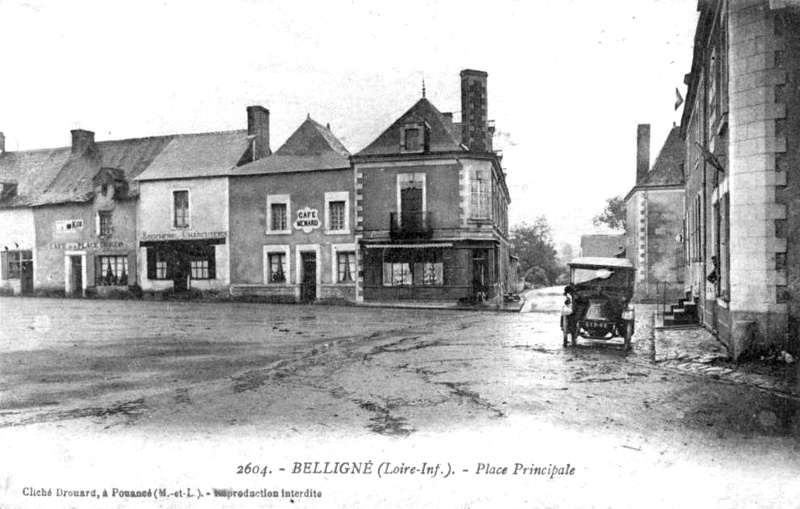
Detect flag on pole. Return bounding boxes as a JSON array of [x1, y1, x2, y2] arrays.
[[674, 87, 684, 110]]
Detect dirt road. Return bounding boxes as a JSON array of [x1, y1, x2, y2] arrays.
[[0, 293, 798, 508]]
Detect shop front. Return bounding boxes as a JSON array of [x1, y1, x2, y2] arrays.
[[360, 240, 498, 302], [139, 231, 229, 293]]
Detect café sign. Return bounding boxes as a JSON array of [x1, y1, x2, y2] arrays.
[[293, 207, 320, 233]]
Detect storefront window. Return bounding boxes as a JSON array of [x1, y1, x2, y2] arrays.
[[419, 262, 443, 286], [97, 255, 128, 286], [382, 249, 444, 287], [383, 262, 411, 286], [1, 250, 32, 279], [190, 259, 210, 279]]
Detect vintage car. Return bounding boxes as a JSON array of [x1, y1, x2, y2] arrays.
[[561, 257, 636, 350]]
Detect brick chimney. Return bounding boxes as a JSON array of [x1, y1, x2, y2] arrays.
[[71, 129, 95, 155], [247, 106, 271, 160], [0, 132, 5, 156], [460, 69, 493, 152], [636, 124, 650, 184]]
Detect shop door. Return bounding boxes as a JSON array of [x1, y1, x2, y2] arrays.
[[472, 249, 489, 301], [70, 256, 83, 296], [20, 260, 33, 294], [173, 259, 191, 293], [301, 252, 316, 303]]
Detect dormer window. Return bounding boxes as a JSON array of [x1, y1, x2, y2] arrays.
[[400, 121, 429, 153]]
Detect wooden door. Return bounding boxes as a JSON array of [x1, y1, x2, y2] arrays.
[[301, 252, 316, 303]]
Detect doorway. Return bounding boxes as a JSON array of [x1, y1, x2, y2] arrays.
[[20, 260, 33, 295], [300, 251, 317, 303], [173, 259, 191, 293], [472, 249, 489, 301], [69, 255, 83, 296]]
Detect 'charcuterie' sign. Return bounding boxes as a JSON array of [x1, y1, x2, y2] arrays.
[[293, 207, 320, 233]]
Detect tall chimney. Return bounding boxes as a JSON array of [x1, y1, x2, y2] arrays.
[[247, 106, 271, 160], [71, 129, 95, 155], [636, 124, 650, 184], [0, 132, 5, 156], [460, 69, 491, 152]]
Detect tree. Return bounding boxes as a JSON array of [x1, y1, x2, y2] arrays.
[[593, 196, 627, 231], [510, 217, 562, 287]]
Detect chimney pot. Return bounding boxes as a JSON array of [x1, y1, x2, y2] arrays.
[[247, 105, 271, 160], [71, 129, 95, 155], [0, 132, 5, 155], [636, 124, 651, 184]]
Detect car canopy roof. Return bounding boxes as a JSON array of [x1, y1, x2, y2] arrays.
[[568, 257, 635, 270]]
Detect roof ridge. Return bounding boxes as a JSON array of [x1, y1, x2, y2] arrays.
[[1, 129, 248, 155]]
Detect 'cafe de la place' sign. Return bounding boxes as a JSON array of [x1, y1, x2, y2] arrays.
[[293, 207, 321, 233]]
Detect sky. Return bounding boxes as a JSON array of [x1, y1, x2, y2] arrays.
[[0, 0, 698, 249]]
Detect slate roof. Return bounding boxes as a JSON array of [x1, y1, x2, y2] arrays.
[[0, 128, 254, 207], [135, 130, 252, 181], [637, 126, 684, 187], [355, 98, 465, 157], [41, 136, 174, 203], [0, 147, 73, 206], [231, 117, 350, 175]]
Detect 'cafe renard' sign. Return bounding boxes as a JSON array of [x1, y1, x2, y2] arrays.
[[293, 207, 320, 233]]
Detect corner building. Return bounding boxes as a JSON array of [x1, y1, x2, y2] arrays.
[[352, 70, 512, 304], [681, 0, 800, 358]]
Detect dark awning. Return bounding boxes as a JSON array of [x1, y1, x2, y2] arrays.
[[362, 243, 453, 249]]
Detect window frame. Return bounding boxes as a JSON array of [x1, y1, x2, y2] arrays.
[[97, 210, 113, 238], [96, 255, 129, 286], [1, 250, 32, 280], [172, 189, 191, 229], [331, 243, 357, 284], [396, 173, 427, 216], [470, 169, 491, 220], [399, 121, 429, 153], [381, 249, 443, 287], [262, 244, 291, 285], [266, 194, 291, 235], [324, 191, 350, 234]]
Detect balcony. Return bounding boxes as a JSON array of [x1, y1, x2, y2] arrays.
[[390, 212, 434, 240]]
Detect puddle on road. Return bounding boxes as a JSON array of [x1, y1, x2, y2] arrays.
[[357, 401, 415, 437]]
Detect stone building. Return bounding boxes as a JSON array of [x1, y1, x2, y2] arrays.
[[0, 107, 268, 297], [0, 128, 172, 295], [227, 116, 355, 303], [681, 0, 800, 358], [135, 107, 268, 294], [625, 124, 685, 302], [352, 70, 512, 304]]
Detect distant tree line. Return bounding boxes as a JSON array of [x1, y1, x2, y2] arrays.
[[509, 216, 564, 288]]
